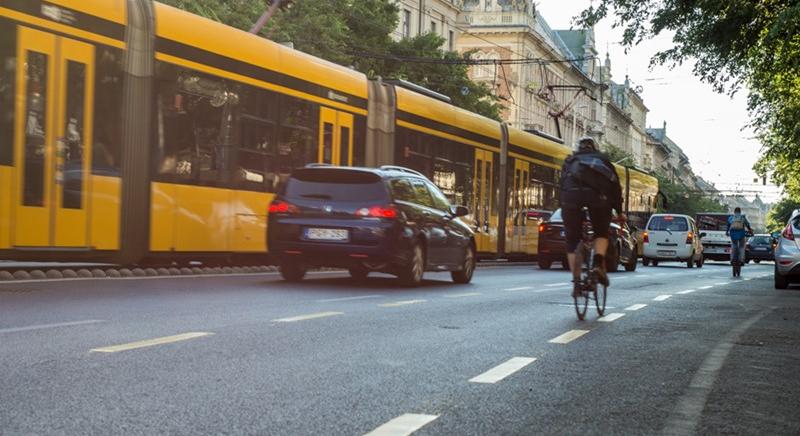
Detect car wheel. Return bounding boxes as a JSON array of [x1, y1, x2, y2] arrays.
[[652, 260, 659, 267], [642, 257, 650, 266], [349, 265, 369, 281], [451, 245, 476, 284], [538, 260, 552, 270], [775, 265, 789, 289], [606, 243, 620, 273], [399, 242, 424, 287], [625, 247, 638, 272], [755, 259, 761, 264], [280, 263, 306, 282], [687, 253, 694, 268]]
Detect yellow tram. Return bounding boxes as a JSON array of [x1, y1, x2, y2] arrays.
[[0, 0, 658, 264]]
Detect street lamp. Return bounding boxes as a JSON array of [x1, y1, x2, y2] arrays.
[[571, 104, 589, 149]]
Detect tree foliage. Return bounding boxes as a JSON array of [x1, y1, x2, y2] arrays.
[[766, 197, 800, 232], [578, 1, 800, 200], [655, 174, 726, 217], [160, 0, 502, 120]]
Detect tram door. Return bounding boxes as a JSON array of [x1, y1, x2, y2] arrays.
[[510, 160, 530, 253], [318, 107, 354, 166], [473, 149, 493, 253], [13, 27, 94, 247]]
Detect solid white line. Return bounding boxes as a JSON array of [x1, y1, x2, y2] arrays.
[[548, 329, 590, 344], [316, 295, 382, 303], [545, 282, 570, 287], [444, 292, 482, 298], [504, 286, 533, 291], [624, 304, 647, 311], [469, 357, 537, 384], [378, 300, 426, 307], [364, 413, 439, 436], [699, 285, 714, 289], [677, 290, 696, 295], [653, 295, 672, 301], [614, 276, 632, 280], [0, 319, 106, 334], [598, 313, 625, 322], [91, 332, 213, 353], [714, 282, 729, 285], [272, 311, 343, 322]]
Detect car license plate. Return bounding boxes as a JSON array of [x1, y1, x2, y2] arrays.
[[754, 247, 767, 251], [304, 228, 348, 241], [657, 250, 676, 256], [725, 248, 731, 253], [560, 230, 565, 237]]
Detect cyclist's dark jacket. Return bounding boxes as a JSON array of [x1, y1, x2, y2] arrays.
[[559, 149, 623, 214]]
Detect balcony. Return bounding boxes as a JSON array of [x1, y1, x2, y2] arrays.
[[461, 11, 536, 29]]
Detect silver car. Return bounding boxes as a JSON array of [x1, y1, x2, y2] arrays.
[[775, 209, 800, 289]]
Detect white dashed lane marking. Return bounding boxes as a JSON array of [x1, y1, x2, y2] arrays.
[[677, 290, 696, 294], [549, 330, 590, 344], [364, 413, 439, 436], [273, 311, 343, 322], [91, 332, 213, 353], [379, 300, 426, 308], [714, 282, 729, 286], [444, 292, 482, 298], [699, 285, 714, 289], [545, 282, 570, 287], [316, 295, 382, 303], [0, 319, 106, 334], [469, 357, 537, 384], [625, 304, 647, 311], [653, 295, 672, 301], [598, 313, 625, 322], [504, 286, 533, 291]]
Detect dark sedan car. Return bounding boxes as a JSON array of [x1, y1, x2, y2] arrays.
[[268, 165, 476, 286], [537, 208, 638, 272], [746, 234, 775, 263]]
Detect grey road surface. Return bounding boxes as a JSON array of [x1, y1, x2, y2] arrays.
[[1, 262, 798, 435]]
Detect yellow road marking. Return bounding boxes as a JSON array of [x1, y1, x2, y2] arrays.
[[548, 329, 590, 344], [91, 332, 213, 353]]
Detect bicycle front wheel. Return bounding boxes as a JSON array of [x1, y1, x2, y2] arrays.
[[595, 283, 607, 316], [574, 244, 590, 320]]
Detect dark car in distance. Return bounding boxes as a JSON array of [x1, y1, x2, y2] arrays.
[[746, 234, 775, 263], [537, 208, 638, 272], [268, 165, 476, 286]]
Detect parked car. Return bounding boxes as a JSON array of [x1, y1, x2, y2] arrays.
[[774, 209, 800, 289], [746, 234, 775, 263], [642, 213, 705, 268], [268, 165, 476, 286], [526, 209, 553, 222], [536, 208, 638, 272]]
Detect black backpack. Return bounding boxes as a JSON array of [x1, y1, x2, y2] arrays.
[[562, 153, 619, 194]]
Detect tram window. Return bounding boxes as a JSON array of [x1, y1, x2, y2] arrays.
[[0, 19, 15, 166], [276, 95, 317, 184], [352, 115, 366, 167], [156, 63, 225, 185], [62, 61, 86, 209], [238, 119, 275, 191], [92, 46, 123, 174], [22, 51, 48, 207]]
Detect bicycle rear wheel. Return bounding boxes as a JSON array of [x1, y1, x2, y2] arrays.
[[574, 245, 590, 320]]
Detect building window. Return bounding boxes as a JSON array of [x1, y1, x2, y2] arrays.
[[402, 9, 411, 38], [430, 20, 437, 35], [448, 30, 454, 51]]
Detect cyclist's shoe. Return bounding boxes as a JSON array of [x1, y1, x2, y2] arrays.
[[593, 254, 609, 287]]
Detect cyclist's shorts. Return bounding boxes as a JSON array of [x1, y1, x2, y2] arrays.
[[561, 192, 612, 253]]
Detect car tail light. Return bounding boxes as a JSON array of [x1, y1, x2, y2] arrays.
[[686, 231, 693, 244], [643, 231, 649, 243], [782, 223, 795, 241], [355, 205, 398, 219], [539, 223, 547, 233], [268, 200, 299, 214]]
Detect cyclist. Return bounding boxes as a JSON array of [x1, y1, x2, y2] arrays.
[[559, 136, 624, 297], [726, 207, 753, 268]]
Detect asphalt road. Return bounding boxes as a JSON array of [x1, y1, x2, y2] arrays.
[[1, 261, 799, 435]]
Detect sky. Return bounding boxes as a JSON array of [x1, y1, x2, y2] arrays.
[[536, 0, 784, 203]]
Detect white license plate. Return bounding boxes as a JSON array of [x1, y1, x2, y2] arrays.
[[754, 247, 768, 251], [560, 230, 565, 237], [305, 228, 349, 241], [657, 250, 676, 256]]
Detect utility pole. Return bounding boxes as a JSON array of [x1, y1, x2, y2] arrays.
[[250, 0, 284, 35]]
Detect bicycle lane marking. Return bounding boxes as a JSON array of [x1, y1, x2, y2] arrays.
[[653, 295, 672, 301], [548, 330, 590, 344], [364, 413, 439, 436], [598, 313, 625, 322], [469, 357, 537, 384], [625, 304, 647, 311]]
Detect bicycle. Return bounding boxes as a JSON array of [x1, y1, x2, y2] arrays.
[[573, 207, 607, 320], [731, 231, 753, 278]]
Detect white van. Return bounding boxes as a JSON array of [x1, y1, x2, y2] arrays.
[[642, 214, 705, 268]]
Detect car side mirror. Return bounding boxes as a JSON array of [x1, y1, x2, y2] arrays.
[[451, 205, 470, 217]]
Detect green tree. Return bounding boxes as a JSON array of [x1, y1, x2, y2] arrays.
[[766, 197, 800, 232], [655, 175, 726, 217], [159, 0, 263, 31], [577, 1, 800, 199]]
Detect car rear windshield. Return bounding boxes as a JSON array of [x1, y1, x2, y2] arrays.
[[648, 215, 689, 231], [285, 169, 388, 202], [696, 214, 730, 231], [750, 236, 771, 245]]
